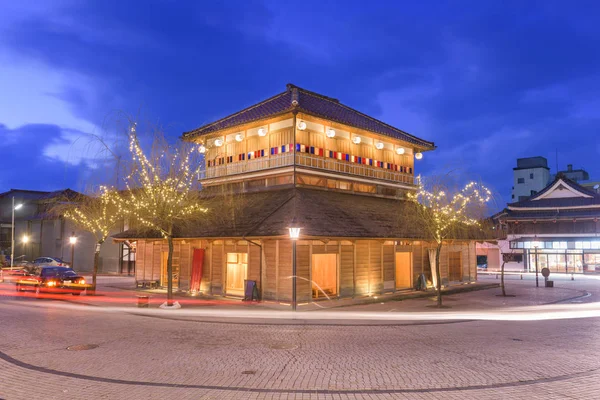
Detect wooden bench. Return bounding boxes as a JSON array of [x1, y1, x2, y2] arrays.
[[136, 280, 159, 289]]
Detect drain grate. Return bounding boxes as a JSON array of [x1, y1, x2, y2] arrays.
[[241, 370, 256, 375], [511, 338, 523, 342], [269, 344, 298, 350], [67, 344, 99, 351]]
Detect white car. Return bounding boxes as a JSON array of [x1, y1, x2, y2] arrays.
[[32, 257, 70, 267]]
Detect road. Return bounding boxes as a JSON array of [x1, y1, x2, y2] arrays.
[[1, 275, 599, 399]]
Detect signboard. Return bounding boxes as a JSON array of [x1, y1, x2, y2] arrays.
[[244, 280, 259, 301], [503, 253, 523, 263]]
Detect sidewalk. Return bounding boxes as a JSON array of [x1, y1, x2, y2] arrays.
[[62, 274, 591, 313]]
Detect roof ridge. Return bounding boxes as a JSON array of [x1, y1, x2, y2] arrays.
[[182, 89, 292, 138], [297, 88, 434, 147], [287, 83, 340, 103]]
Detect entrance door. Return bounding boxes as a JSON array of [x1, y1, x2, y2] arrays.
[[395, 252, 412, 289], [226, 253, 247, 296], [160, 252, 179, 289], [311, 254, 337, 298], [449, 251, 463, 282]]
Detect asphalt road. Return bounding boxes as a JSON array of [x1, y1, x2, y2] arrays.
[[1, 276, 600, 399]]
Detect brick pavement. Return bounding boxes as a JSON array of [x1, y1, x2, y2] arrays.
[[1, 287, 600, 400]]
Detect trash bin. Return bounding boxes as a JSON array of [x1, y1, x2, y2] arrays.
[[545, 280, 554, 288], [137, 295, 149, 307]]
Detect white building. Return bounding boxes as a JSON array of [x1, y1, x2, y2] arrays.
[[511, 157, 551, 202]]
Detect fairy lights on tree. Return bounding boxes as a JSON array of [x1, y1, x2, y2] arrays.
[[113, 123, 208, 306], [52, 188, 122, 294], [407, 176, 492, 307]]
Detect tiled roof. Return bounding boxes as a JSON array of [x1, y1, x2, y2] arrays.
[[182, 84, 435, 148], [507, 176, 600, 209], [113, 187, 486, 240]]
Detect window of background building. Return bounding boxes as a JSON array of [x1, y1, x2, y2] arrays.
[[530, 173, 534, 179], [518, 178, 525, 184], [530, 190, 537, 195]]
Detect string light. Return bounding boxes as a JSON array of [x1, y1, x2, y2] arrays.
[[108, 130, 209, 240], [407, 176, 492, 244]]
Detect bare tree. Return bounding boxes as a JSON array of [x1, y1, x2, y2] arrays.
[[407, 176, 492, 307], [113, 123, 207, 306], [52, 188, 123, 294]]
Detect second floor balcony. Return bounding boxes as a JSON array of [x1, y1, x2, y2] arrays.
[[199, 152, 414, 185]]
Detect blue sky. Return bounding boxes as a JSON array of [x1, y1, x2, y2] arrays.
[[1, 0, 599, 204]]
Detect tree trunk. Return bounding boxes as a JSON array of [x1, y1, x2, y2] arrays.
[[501, 260, 506, 297], [167, 235, 174, 306], [90, 243, 101, 295], [435, 243, 443, 307]]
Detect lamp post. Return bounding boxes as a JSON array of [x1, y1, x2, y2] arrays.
[[10, 197, 23, 270], [288, 218, 301, 311], [69, 233, 77, 269], [533, 241, 541, 288]]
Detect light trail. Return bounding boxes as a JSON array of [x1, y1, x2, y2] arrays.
[[3, 291, 600, 323]]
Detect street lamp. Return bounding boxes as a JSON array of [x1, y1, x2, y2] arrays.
[[22, 235, 29, 260], [532, 241, 541, 288], [288, 218, 301, 311], [69, 233, 77, 269], [10, 197, 24, 270]]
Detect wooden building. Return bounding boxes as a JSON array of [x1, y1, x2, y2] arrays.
[[114, 84, 482, 301], [493, 175, 600, 274]]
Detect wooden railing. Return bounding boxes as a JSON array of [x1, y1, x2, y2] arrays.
[[199, 152, 414, 185]]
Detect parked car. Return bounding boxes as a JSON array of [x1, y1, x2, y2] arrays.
[[0, 267, 28, 283], [32, 257, 70, 267], [15, 266, 90, 296]]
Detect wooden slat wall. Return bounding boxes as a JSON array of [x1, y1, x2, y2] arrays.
[[211, 242, 224, 295], [136, 241, 145, 281], [296, 244, 311, 302], [340, 244, 354, 297], [263, 240, 277, 300], [152, 242, 162, 282], [248, 243, 261, 283], [355, 241, 370, 295], [278, 240, 293, 302], [269, 128, 293, 148], [178, 241, 191, 291], [369, 242, 383, 293], [383, 245, 395, 290]]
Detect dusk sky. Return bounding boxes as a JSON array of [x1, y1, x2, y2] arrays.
[[1, 1, 599, 205]]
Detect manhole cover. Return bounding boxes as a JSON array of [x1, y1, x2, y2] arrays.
[[67, 344, 99, 351], [269, 344, 298, 350], [241, 370, 256, 375]]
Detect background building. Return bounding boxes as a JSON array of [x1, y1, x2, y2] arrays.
[[493, 175, 600, 274], [552, 164, 590, 183], [512, 157, 551, 202], [0, 189, 134, 275]]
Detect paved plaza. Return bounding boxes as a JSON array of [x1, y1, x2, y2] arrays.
[[1, 275, 600, 399]]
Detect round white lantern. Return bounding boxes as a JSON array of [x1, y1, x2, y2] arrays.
[[214, 138, 224, 147], [415, 152, 423, 160], [326, 128, 336, 138], [352, 136, 361, 144], [258, 128, 267, 137], [198, 144, 206, 154], [235, 133, 244, 142], [395, 147, 405, 155], [375, 142, 384, 150], [298, 121, 307, 130]]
